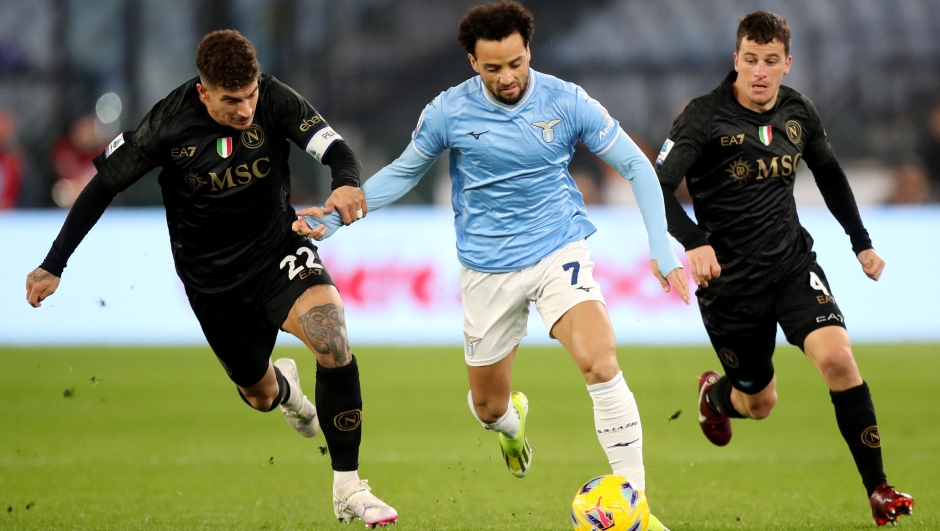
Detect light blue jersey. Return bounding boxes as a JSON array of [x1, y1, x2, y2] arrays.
[[309, 69, 681, 275]]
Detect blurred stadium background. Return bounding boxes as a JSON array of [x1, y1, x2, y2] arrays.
[[1, 0, 939, 346]]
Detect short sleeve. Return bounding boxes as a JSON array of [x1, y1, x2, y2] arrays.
[[92, 101, 163, 193], [410, 95, 447, 160], [801, 97, 835, 169], [265, 76, 343, 164], [574, 86, 620, 155], [655, 97, 713, 187]]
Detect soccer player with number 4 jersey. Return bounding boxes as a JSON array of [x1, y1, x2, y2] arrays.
[[656, 11, 913, 526], [297, 2, 688, 529]]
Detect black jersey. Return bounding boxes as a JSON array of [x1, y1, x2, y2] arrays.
[[92, 74, 345, 293], [656, 71, 842, 295]]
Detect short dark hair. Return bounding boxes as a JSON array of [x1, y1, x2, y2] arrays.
[[457, 1, 535, 56], [737, 11, 791, 56], [196, 30, 260, 90]]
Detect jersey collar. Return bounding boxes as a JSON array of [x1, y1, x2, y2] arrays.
[[479, 68, 538, 113]]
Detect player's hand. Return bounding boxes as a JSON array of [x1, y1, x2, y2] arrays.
[[686, 245, 721, 287], [857, 248, 885, 281], [25, 267, 60, 308], [650, 260, 691, 305], [293, 206, 329, 241], [325, 185, 367, 226]]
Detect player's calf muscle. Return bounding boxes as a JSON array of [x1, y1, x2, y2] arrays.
[[298, 303, 351, 366]]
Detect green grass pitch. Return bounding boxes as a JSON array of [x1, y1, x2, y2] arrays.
[[1, 344, 936, 530]]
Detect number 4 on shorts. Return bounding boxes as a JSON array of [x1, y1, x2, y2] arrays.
[[563, 262, 580, 285], [809, 271, 830, 297]]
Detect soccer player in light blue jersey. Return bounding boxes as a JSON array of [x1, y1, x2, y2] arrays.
[[296, 2, 688, 527]]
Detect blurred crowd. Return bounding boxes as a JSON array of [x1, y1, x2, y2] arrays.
[[571, 99, 940, 208], [2, 101, 939, 211]]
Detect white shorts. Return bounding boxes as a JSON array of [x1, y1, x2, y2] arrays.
[[460, 239, 606, 366]]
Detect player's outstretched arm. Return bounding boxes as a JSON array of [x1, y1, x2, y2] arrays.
[[302, 142, 436, 241], [599, 130, 689, 304], [25, 174, 117, 308]]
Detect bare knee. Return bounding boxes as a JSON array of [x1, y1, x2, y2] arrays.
[[471, 395, 509, 424], [815, 346, 861, 389], [242, 389, 278, 412], [578, 350, 620, 386], [741, 390, 777, 420]]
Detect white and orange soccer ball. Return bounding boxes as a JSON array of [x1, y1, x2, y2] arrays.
[[570, 475, 650, 531]]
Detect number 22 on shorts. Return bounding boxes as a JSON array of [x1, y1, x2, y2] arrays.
[[280, 247, 323, 280]]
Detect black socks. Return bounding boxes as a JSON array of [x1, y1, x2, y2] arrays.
[[237, 365, 291, 412], [316, 355, 362, 472], [831, 381, 886, 497], [705, 375, 745, 418]]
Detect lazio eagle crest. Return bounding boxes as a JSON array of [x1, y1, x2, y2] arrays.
[[531, 119, 563, 143]]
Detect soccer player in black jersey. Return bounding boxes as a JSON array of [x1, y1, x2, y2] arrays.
[[656, 12, 913, 526], [23, 30, 397, 528]]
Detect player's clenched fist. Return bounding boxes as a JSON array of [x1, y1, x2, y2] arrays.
[[686, 245, 721, 288], [25, 267, 60, 308], [326, 185, 368, 226]]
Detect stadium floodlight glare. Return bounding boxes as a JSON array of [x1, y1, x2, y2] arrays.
[[95, 92, 122, 124]]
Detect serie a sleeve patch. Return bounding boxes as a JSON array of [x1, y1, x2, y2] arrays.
[[104, 133, 125, 158], [655, 139, 675, 165]]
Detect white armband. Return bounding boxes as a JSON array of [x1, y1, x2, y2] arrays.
[[304, 126, 343, 163]]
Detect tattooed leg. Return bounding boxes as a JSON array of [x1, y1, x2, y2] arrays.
[[299, 303, 351, 366]]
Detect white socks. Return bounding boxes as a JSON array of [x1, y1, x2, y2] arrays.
[[588, 372, 645, 490], [467, 391, 520, 439], [333, 470, 360, 490]]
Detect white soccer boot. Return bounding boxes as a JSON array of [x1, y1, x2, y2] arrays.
[[333, 478, 399, 528], [272, 358, 319, 438]]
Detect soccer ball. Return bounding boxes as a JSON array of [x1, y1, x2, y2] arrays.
[[570, 475, 649, 531]]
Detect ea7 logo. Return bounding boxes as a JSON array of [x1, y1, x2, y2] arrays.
[[816, 313, 844, 323], [171, 146, 196, 158]]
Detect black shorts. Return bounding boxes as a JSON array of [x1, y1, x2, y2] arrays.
[[186, 235, 334, 388], [697, 261, 845, 395]]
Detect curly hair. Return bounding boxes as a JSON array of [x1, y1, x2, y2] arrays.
[[196, 30, 260, 90], [737, 11, 791, 56], [457, 1, 535, 56]]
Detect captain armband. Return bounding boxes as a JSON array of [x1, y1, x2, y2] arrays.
[[304, 126, 344, 163]]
